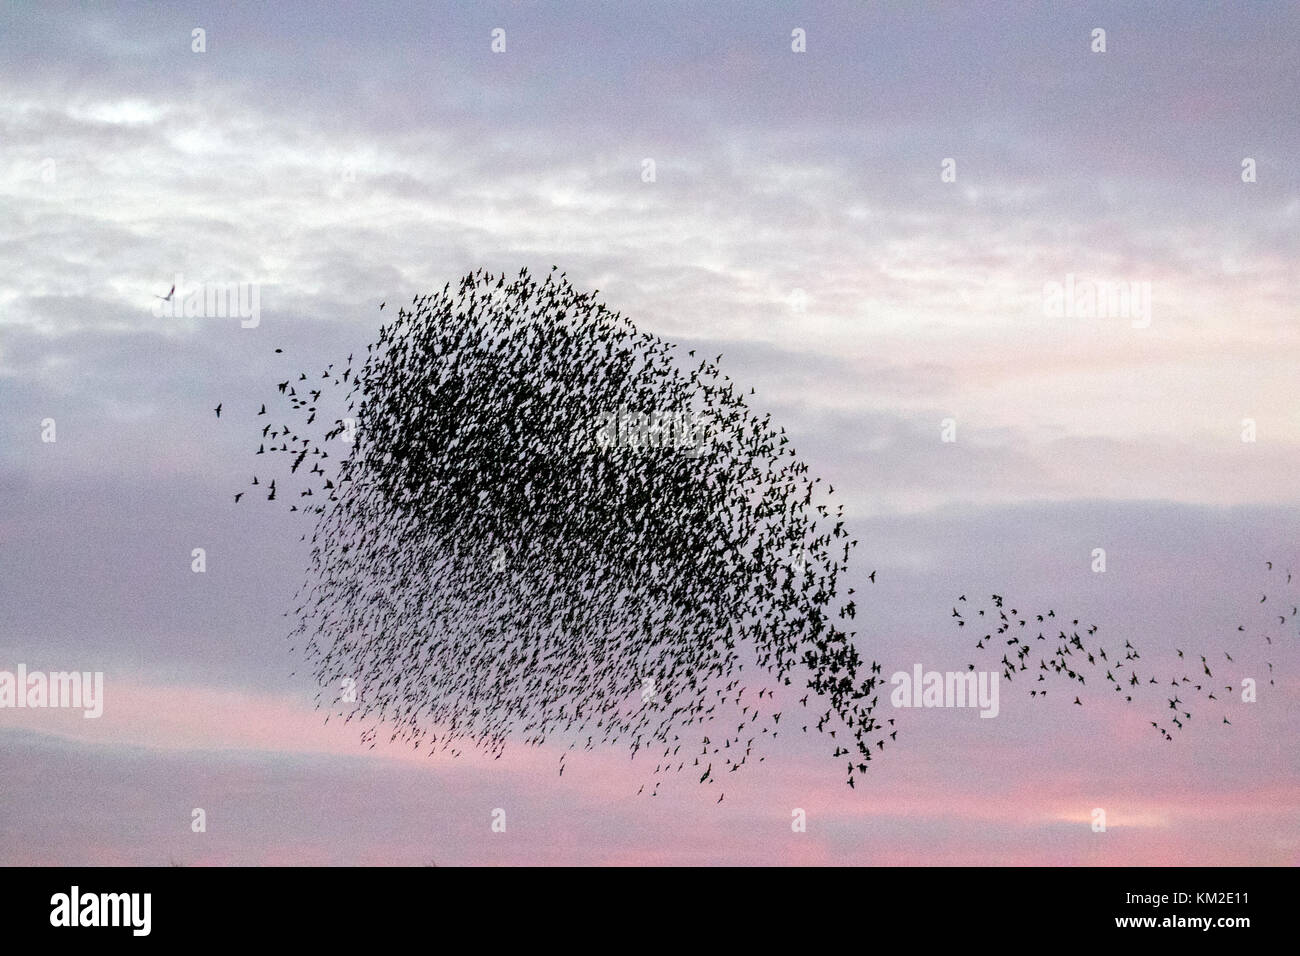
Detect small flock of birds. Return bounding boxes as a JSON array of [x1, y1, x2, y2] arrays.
[[216, 267, 893, 795], [954, 561, 1295, 740]]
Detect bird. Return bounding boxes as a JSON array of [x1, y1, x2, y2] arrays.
[[214, 403, 222, 418], [154, 284, 175, 301]]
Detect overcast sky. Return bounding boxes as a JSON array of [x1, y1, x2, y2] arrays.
[[1, 1, 1297, 864]]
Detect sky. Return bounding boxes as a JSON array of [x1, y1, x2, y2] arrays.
[[1, 0, 1297, 865]]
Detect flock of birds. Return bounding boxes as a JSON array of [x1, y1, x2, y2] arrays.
[[216, 267, 894, 795], [954, 561, 1296, 739], [213, 266, 1292, 795]]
